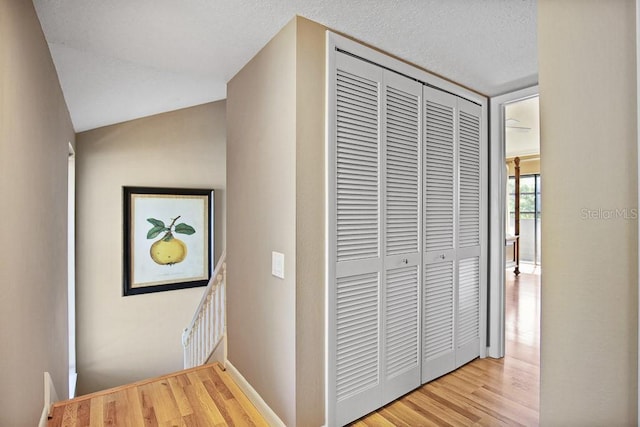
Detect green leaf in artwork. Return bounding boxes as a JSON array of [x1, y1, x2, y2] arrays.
[[147, 226, 166, 239], [174, 223, 196, 235], [147, 218, 166, 228]]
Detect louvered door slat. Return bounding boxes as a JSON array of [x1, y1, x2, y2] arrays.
[[336, 66, 380, 262], [422, 259, 456, 383], [385, 84, 420, 256], [458, 109, 481, 248], [458, 258, 479, 346], [423, 262, 454, 359], [456, 257, 480, 369], [336, 272, 380, 401], [424, 92, 455, 253], [385, 266, 419, 378]]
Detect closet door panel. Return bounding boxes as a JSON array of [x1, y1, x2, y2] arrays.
[[422, 260, 456, 382], [423, 88, 456, 258], [456, 98, 482, 366], [458, 98, 482, 251], [422, 87, 457, 383], [456, 257, 480, 366], [382, 71, 422, 403], [382, 265, 420, 402], [336, 57, 382, 265], [335, 272, 382, 424], [333, 52, 384, 426], [384, 73, 421, 258]]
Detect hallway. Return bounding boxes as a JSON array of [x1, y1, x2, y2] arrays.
[[505, 269, 540, 374], [47, 272, 541, 426], [352, 270, 540, 426]]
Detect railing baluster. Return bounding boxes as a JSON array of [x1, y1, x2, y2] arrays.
[[182, 252, 227, 369], [198, 313, 204, 364], [214, 286, 219, 341], [194, 322, 199, 366], [208, 293, 212, 357], [219, 286, 222, 334], [209, 290, 214, 351], [202, 301, 207, 364]]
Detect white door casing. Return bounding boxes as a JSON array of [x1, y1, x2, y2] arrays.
[[487, 85, 538, 358]]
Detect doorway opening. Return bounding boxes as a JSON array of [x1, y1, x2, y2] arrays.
[[503, 95, 541, 370], [487, 85, 539, 358], [505, 95, 541, 274]]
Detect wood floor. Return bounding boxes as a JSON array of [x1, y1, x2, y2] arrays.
[[352, 269, 540, 427], [49, 271, 539, 427], [48, 363, 268, 427]]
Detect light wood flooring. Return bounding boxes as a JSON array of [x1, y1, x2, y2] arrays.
[[47, 363, 268, 427], [49, 271, 540, 426], [352, 269, 541, 426]]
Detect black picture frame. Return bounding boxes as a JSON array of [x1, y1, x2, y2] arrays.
[[123, 186, 214, 296]]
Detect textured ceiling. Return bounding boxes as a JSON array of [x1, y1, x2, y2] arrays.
[[33, 0, 537, 132]]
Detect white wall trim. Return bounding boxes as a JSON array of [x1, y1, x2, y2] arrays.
[[38, 372, 59, 427], [487, 85, 538, 358], [225, 361, 285, 427], [68, 142, 77, 399], [636, 0, 640, 423], [479, 91, 490, 359], [324, 30, 337, 427]]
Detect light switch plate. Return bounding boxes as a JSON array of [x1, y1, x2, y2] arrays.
[[272, 251, 285, 279]]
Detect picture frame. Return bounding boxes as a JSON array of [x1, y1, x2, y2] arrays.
[[123, 186, 214, 296]]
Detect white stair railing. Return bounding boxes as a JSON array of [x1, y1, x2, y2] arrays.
[[182, 251, 226, 369]]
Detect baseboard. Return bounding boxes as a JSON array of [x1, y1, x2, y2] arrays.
[[38, 372, 59, 427], [225, 361, 285, 427], [205, 335, 226, 365], [69, 371, 78, 398]]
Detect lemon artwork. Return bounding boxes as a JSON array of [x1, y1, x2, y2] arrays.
[[146, 216, 196, 266]]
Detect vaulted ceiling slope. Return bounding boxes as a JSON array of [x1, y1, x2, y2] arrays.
[[33, 0, 537, 132]]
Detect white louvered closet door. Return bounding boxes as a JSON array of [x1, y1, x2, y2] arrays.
[[422, 87, 483, 383], [422, 87, 457, 383], [330, 52, 422, 426], [381, 71, 422, 405], [332, 52, 384, 426], [455, 98, 482, 367]]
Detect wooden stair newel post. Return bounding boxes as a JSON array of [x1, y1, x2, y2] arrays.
[[514, 157, 520, 276]]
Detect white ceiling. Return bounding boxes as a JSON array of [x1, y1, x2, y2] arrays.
[[505, 96, 540, 158], [33, 0, 537, 132]]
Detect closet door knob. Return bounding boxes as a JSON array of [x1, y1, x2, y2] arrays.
[[402, 258, 408, 264], [439, 254, 446, 260]]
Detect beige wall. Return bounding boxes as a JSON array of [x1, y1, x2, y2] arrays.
[[227, 16, 326, 426], [0, 1, 75, 425], [75, 101, 226, 394], [295, 17, 326, 426], [539, 0, 638, 424], [227, 19, 298, 426]]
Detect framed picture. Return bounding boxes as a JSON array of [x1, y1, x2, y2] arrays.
[[123, 186, 214, 296]]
